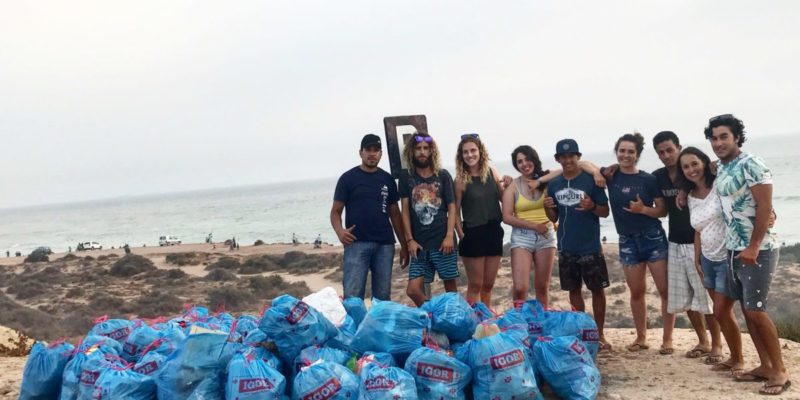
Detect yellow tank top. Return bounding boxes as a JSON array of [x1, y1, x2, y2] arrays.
[[514, 187, 551, 224]]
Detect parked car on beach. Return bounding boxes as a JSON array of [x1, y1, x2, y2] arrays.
[[77, 242, 102, 251], [159, 235, 181, 246]]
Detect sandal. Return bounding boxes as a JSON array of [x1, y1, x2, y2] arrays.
[[759, 380, 791, 396], [599, 340, 613, 352], [704, 354, 725, 365], [626, 342, 649, 352], [659, 345, 675, 355], [734, 372, 768, 383], [685, 346, 710, 358]]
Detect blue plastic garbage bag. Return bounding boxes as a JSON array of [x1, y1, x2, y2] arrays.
[[532, 336, 600, 400], [471, 302, 495, 322], [455, 331, 541, 400], [517, 299, 548, 344], [294, 346, 351, 374], [358, 364, 418, 400], [92, 365, 156, 400], [493, 311, 531, 346], [292, 361, 360, 400], [243, 329, 268, 346], [155, 326, 229, 400], [326, 314, 357, 352], [76, 335, 123, 356], [258, 295, 339, 364], [88, 318, 133, 344], [343, 297, 368, 327], [225, 350, 286, 399], [155, 323, 187, 355], [19, 341, 75, 400], [123, 324, 160, 362], [133, 350, 166, 376], [251, 346, 283, 371], [542, 310, 600, 359], [77, 353, 122, 400], [404, 347, 471, 400], [355, 352, 396, 377], [421, 293, 479, 343], [182, 305, 210, 320], [236, 315, 260, 337], [60, 342, 121, 400], [351, 300, 429, 360]]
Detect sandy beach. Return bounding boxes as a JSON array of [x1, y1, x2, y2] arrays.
[[2, 242, 799, 399]]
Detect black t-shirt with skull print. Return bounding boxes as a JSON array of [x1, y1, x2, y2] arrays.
[[399, 169, 455, 251]]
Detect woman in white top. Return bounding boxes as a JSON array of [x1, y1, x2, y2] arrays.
[[677, 147, 744, 375]]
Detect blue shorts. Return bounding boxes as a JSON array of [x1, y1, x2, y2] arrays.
[[700, 254, 729, 294], [408, 249, 459, 283], [618, 226, 668, 266]]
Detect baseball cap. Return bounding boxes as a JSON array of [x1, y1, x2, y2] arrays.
[[555, 138, 581, 156], [361, 134, 382, 150]]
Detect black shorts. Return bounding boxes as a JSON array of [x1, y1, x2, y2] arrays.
[[458, 220, 504, 258], [558, 251, 610, 292]]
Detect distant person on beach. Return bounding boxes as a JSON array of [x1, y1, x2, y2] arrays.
[[651, 131, 720, 359], [314, 234, 322, 249], [331, 134, 408, 301], [400, 132, 459, 306], [293, 233, 299, 246], [704, 114, 788, 395], [676, 146, 746, 379], [543, 138, 612, 351], [5, 250, 8, 258], [602, 133, 673, 353], [123, 243, 131, 255], [453, 134, 505, 307]]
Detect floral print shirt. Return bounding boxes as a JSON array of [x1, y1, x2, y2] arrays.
[[715, 152, 777, 251]]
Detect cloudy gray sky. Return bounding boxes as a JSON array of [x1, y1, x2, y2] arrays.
[[2, 1, 799, 209]]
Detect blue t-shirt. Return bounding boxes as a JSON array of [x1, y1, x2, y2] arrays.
[[547, 171, 608, 255], [604, 169, 663, 236], [333, 166, 399, 245]]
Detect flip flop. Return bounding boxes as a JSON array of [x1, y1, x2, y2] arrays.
[[685, 346, 710, 358], [659, 345, 675, 355], [734, 372, 768, 383], [626, 343, 649, 352], [711, 361, 736, 372], [599, 341, 613, 352], [759, 380, 791, 396], [704, 355, 725, 365]]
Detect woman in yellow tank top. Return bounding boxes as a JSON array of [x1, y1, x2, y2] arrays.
[[502, 145, 557, 308]]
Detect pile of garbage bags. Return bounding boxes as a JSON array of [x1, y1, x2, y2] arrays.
[[19, 288, 602, 400]]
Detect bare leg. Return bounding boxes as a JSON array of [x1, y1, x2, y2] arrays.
[[623, 263, 648, 346], [569, 289, 585, 312], [511, 248, 533, 302], [406, 277, 427, 307], [742, 308, 788, 391], [532, 247, 556, 309], [648, 259, 675, 349], [462, 256, 485, 304], [687, 310, 710, 350], [591, 289, 607, 343], [443, 279, 458, 293], [713, 292, 744, 370], [705, 312, 723, 358], [481, 255, 501, 306], [741, 303, 774, 377]]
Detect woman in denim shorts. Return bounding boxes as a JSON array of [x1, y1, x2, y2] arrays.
[[678, 147, 745, 373], [502, 145, 557, 309], [604, 133, 673, 353]]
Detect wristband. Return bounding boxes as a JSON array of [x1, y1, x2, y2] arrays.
[[406, 238, 415, 244]]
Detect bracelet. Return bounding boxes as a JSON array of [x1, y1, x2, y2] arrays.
[[406, 238, 415, 244]]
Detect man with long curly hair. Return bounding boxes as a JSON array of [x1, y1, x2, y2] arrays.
[[399, 132, 459, 306]]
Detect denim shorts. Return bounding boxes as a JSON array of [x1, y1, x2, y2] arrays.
[[618, 226, 668, 266], [510, 226, 556, 252], [342, 241, 395, 301], [700, 253, 729, 293]]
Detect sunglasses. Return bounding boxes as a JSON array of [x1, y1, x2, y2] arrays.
[[461, 133, 480, 139], [413, 135, 433, 143], [709, 114, 734, 123]]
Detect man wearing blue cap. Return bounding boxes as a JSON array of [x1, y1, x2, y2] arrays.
[[544, 138, 612, 350], [331, 134, 409, 301]]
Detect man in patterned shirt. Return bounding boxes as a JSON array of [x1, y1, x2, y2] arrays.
[[705, 114, 789, 395]]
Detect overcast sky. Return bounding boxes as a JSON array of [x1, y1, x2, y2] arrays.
[[2, 1, 799, 209]]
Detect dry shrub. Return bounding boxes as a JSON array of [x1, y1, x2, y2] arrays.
[[65, 287, 86, 298], [110, 254, 156, 277], [120, 290, 183, 318], [0, 330, 33, 356], [206, 257, 241, 271], [239, 255, 280, 274], [254, 240, 265, 246], [165, 269, 188, 279], [7, 280, 47, 300], [207, 286, 256, 311], [205, 268, 238, 281], [58, 253, 80, 261], [248, 275, 310, 300], [166, 252, 204, 266]]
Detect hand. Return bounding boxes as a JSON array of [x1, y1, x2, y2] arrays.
[[407, 239, 422, 260], [623, 194, 645, 214], [575, 194, 595, 212], [602, 164, 619, 180], [543, 196, 557, 209], [736, 246, 759, 266], [399, 246, 409, 269], [526, 179, 541, 192], [710, 161, 718, 175], [695, 262, 704, 281], [501, 175, 513, 189], [676, 190, 687, 211], [440, 235, 454, 255], [768, 209, 777, 228], [533, 223, 549, 235], [337, 225, 357, 246], [593, 173, 607, 188]]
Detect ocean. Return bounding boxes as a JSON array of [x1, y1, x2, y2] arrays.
[[2, 153, 799, 255]]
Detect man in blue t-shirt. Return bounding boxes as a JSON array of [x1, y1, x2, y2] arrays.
[[330, 134, 408, 301], [544, 139, 611, 350]]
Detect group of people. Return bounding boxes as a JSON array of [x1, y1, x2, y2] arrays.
[[329, 114, 789, 396]]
